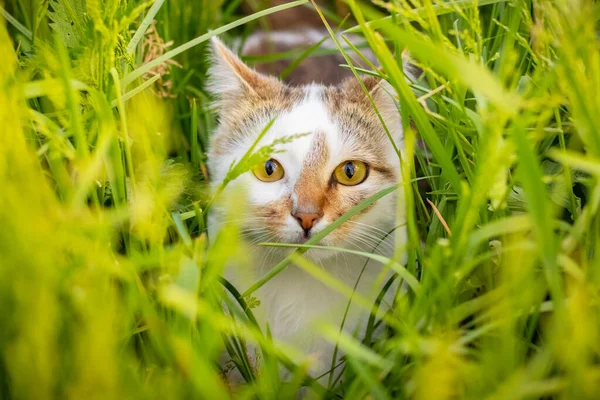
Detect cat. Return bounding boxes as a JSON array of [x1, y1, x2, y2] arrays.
[[206, 36, 407, 384]]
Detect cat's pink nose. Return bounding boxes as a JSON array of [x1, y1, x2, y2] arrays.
[[293, 213, 321, 232]]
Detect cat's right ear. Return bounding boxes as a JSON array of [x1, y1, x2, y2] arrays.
[[207, 37, 278, 102]]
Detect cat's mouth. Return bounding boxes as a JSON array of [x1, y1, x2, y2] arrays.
[[289, 230, 326, 246], [244, 228, 330, 248], [279, 234, 309, 245], [296, 235, 310, 244]]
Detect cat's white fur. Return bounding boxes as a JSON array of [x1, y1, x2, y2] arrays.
[[207, 37, 407, 381]]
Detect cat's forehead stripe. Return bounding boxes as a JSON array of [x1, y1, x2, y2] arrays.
[[293, 130, 330, 212], [305, 83, 322, 101]]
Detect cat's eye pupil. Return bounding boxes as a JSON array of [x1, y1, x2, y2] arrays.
[[344, 162, 355, 179], [265, 160, 276, 176]]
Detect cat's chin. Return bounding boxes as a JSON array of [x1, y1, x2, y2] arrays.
[[252, 236, 342, 264], [298, 247, 339, 263], [286, 235, 341, 263], [268, 246, 340, 264]]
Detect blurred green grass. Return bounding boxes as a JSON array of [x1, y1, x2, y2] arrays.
[[1, 0, 600, 398]]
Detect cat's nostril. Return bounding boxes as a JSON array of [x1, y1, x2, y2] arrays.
[[292, 212, 321, 231]]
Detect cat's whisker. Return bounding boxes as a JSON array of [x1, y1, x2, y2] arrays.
[[357, 234, 394, 253], [346, 221, 396, 242], [347, 225, 395, 244], [358, 238, 394, 256], [206, 216, 272, 230], [346, 230, 381, 247], [346, 231, 395, 259], [259, 242, 285, 277], [241, 227, 273, 235], [246, 233, 274, 247], [345, 224, 386, 238], [347, 227, 395, 254], [344, 234, 374, 254], [346, 220, 394, 235], [341, 248, 351, 277]]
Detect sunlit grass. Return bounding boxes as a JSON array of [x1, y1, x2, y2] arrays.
[[1, 0, 600, 398]]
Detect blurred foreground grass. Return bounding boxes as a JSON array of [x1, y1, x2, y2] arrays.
[[1, 0, 600, 398]]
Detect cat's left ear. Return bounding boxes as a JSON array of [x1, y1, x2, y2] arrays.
[[207, 37, 282, 102], [346, 76, 403, 142], [366, 76, 400, 123]]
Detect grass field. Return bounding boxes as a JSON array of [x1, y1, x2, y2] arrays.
[[1, 0, 600, 398]]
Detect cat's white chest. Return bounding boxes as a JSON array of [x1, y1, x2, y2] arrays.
[[226, 245, 396, 377], [260, 266, 343, 368]]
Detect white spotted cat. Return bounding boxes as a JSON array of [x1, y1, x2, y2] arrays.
[[207, 37, 407, 381]]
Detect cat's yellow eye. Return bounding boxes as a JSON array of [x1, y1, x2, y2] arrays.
[[252, 159, 285, 182], [333, 160, 368, 186]]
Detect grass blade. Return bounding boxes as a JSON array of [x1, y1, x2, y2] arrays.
[[0, 5, 32, 41], [127, 0, 165, 54], [260, 242, 420, 294]]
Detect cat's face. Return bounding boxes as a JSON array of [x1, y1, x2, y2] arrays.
[[207, 38, 403, 261]]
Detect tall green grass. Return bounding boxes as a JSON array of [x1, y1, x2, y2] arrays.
[[1, 0, 599, 398]]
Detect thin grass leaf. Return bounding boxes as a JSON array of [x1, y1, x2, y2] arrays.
[[318, 323, 393, 371], [110, 74, 160, 108], [127, 0, 165, 54], [344, 0, 507, 33], [24, 78, 90, 99], [1, 5, 33, 40], [548, 149, 600, 177], [512, 119, 563, 305], [260, 242, 420, 294]]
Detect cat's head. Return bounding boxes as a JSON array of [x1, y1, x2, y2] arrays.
[[207, 38, 403, 261]]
